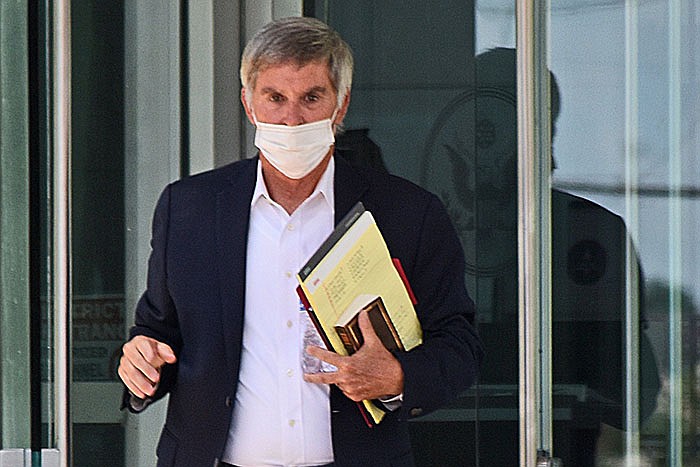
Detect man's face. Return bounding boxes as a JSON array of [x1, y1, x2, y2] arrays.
[[242, 60, 348, 127]]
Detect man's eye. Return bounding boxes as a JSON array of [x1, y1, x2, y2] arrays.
[[305, 94, 319, 102], [269, 94, 284, 102]]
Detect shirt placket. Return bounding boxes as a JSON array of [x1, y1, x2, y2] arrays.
[[278, 215, 304, 462]]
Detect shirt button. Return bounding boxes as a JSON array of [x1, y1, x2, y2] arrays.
[[288, 419, 296, 427], [287, 369, 294, 377], [287, 223, 295, 231], [285, 271, 293, 278], [286, 320, 293, 328]]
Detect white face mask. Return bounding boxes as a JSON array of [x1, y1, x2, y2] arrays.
[[254, 116, 336, 179]]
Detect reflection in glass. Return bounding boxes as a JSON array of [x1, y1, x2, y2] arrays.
[[314, 0, 699, 465], [70, 3, 126, 466], [420, 46, 664, 466]]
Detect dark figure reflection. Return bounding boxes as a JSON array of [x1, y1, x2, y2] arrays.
[[417, 48, 660, 466]]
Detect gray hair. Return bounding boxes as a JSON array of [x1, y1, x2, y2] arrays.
[[240, 17, 354, 107]]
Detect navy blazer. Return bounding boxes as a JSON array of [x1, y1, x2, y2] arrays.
[[126, 155, 483, 467]]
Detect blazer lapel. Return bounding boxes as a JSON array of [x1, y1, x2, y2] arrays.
[[216, 159, 257, 380], [333, 155, 370, 224]]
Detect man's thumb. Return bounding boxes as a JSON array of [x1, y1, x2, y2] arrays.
[[357, 310, 378, 345]]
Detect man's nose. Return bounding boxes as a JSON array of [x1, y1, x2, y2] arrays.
[[281, 103, 306, 126]]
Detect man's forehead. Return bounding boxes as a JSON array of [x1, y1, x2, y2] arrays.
[[259, 57, 330, 72], [254, 60, 335, 92], [258, 59, 330, 75]]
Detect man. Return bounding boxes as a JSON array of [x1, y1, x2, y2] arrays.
[[118, 17, 482, 467]]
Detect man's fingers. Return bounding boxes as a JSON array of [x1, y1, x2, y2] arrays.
[[303, 369, 338, 386], [118, 353, 157, 398], [156, 341, 177, 364], [134, 336, 177, 369], [122, 339, 160, 384], [303, 318, 404, 400], [118, 336, 177, 396], [306, 345, 343, 368]]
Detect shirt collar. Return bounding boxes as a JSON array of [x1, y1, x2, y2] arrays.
[[251, 157, 335, 212]]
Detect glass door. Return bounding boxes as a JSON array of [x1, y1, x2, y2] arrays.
[[548, 1, 700, 465], [312, 0, 700, 465], [1, 0, 33, 461], [1, 1, 59, 465], [69, 2, 127, 465], [3, 1, 131, 465], [308, 1, 520, 464]]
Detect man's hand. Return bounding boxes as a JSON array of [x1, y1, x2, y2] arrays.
[[303, 310, 404, 401], [118, 336, 177, 399]]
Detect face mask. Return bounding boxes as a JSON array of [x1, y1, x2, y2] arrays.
[[254, 116, 335, 179]]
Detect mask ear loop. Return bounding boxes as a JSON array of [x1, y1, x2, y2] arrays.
[[329, 107, 340, 135]]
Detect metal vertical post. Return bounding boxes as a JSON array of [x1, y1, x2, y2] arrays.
[[517, 0, 554, 464], [52, 0, 71, 465], [516, 1, 539, 465], [667, 0, 683, 465], [534, 0, 553, 457], [623, 1, 641, 463]]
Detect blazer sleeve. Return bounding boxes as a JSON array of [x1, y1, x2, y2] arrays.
[[122, 185, 183, 410], [393, 194, 483, 419]]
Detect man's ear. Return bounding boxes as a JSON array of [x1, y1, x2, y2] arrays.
[[241, 87, 256, 125], [334, 91, 351, 126]]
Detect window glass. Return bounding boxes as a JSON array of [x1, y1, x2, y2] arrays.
[[550, 1, 699, 464], [313, 0, 700, 465], [310, 1, 517, 464], [70, 2, 126, 465], [0, 0, 32, 452]]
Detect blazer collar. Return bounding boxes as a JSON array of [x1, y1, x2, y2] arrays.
[[333, 154, 370, 224]]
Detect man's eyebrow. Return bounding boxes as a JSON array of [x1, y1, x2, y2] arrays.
[[258, 85, 331, 95], [306, 85, 330, 94]]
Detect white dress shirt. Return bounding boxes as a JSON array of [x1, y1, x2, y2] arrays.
[[223, 158, 335, 466]]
